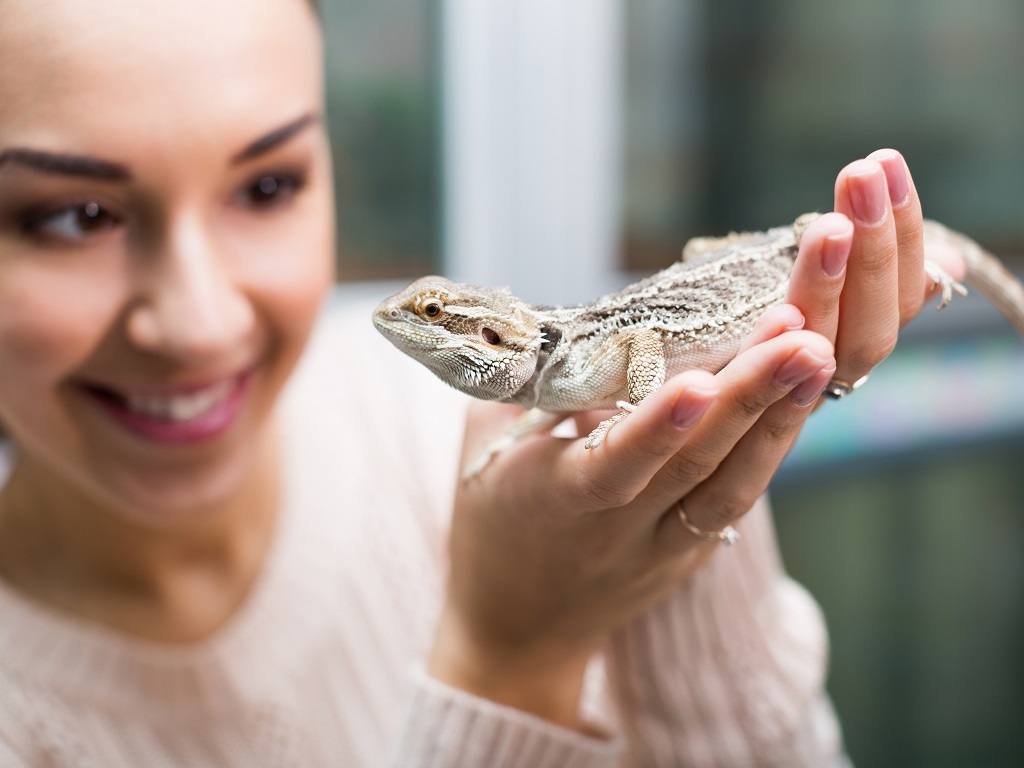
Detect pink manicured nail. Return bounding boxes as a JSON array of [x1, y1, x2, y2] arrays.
[[878, 153, 909, 206], [790, 365, 836, 407], [849, 168, 887, 225], [821, 233, 851, 278], [774, 350, 831, 389], [672, 390, 714, 429]]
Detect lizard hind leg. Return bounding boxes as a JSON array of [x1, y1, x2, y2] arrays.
[[462, 408, 568, 481]]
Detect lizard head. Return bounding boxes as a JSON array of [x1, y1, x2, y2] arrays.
[[372, 276, 546, 402]]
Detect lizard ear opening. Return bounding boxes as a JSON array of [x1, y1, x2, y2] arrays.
[[481, 327, 501, 345]]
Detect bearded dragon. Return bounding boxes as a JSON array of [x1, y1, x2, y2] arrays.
[[372, 214, 1024, 475]]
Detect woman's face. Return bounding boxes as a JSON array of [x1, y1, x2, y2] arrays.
[[0, 0, 334, 521]]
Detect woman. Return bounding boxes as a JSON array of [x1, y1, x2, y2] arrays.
[[0, 0, 958, 765]]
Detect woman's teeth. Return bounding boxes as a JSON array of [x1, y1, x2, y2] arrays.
[[123, 380, 234, 422]]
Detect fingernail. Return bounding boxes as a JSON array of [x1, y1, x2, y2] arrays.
[[821, 231, 852, 278], [774, 350, 831, 389], [849, 167, 887, 225], [790, 365, 836, 407], [769, 304, 805, 332], [878, 153, 909, 206], [672, 389, 714, 429]]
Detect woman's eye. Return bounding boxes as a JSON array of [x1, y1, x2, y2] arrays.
[[240, 172, 306, 209], [22, 202, 120, 243]]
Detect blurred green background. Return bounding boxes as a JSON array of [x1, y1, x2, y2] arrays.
[[321, 0, 1024, 764]]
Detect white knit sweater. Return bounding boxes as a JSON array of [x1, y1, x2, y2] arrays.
[[0, 302, 846, 767]]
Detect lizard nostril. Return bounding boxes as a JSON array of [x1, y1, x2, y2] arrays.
[[388, 309, 401, 320]]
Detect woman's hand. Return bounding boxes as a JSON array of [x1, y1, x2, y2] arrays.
[[430, 331, 837, 727], [674, 149, 959, 554], [797, 149, 965, 388], [428, 149, 948, 730], [430, 323, 834, 728]]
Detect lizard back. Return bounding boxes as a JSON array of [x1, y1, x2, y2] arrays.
[[529, 226, 797, 411]]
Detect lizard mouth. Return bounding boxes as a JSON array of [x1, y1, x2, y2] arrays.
[[372, 311, 448, 348]]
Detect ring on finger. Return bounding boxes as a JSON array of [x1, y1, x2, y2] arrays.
[[822, 373, 870, 400], [676, 502, 741, 546]]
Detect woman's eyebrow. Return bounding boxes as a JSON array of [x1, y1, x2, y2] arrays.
[[231, 112, 321, 164], [0, 113, 321, 181], [0, 148, 131, 180]]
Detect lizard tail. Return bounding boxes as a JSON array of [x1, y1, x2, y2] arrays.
[[923, 220, 1024, 338]]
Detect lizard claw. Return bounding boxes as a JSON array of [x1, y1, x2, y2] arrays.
[[584, 403, 636, 449], [461, 435, 513, 480], [924, 259, 968, 310]]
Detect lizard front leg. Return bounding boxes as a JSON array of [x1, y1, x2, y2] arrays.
[[462, 408, 567, 481], [584, 328, 666, 449]]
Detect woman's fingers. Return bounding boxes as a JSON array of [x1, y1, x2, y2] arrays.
[[786, 211, 854, 345], [551, 371, 720, 512], [654, 355, 835, 551], [635, 330, 834, 515], [530, 327, 831, 518], [865, 149, 927, 325], [832, 158, 901, 385], [734, 303, 807, 356]]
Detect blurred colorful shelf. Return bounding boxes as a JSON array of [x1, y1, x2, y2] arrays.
[[783, 333, 1024, 469]]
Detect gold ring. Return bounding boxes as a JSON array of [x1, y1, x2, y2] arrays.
[[822, 374, 869, 400], [676, 502, 740, 546]]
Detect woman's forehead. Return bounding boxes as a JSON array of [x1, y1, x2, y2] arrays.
[[0, 0, 322, 157]]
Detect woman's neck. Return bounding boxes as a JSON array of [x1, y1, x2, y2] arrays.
[[0, 430, 283, 644]]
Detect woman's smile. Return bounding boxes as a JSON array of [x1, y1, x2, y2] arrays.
[[75, 367, 258, 445]]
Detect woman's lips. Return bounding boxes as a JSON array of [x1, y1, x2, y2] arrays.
[[78, 370, 254, 445]]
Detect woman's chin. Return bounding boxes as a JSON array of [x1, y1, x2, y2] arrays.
[[81, 426, 279, 530]]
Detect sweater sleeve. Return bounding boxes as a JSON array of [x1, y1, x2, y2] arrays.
[[604, 497, 849, 767], [388, 666, 622, 768], [0, 740, 29, 768]]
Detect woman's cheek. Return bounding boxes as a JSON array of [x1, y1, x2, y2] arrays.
[[0, 290, 85, 373], [243, 213, 335, 343], [0, 268, 116, 403]]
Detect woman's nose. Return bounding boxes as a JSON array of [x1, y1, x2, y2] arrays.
[[126, 217, 255, 365]]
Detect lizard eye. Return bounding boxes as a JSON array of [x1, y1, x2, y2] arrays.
[[481, 327, 501, 345], [422, 300, 443, 318]]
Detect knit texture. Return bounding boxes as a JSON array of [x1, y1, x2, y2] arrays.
[[0, 301, 843, 766]]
